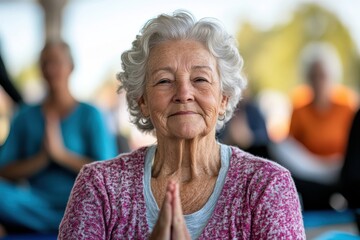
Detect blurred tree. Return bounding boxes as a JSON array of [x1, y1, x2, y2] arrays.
[[236, 3, 360, 95]]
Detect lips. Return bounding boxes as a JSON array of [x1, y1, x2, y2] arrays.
[[168, 111, 197, 117]]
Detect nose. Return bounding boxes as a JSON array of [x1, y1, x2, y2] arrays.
[[173, 80, 194, 103]]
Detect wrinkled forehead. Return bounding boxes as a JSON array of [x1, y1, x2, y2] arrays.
[[146, 40, 217, 73]]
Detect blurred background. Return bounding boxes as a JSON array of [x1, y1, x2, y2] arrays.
[[1, 0, 359, 149], [0, 0, 360, 148], [1, 0, 360, 238]]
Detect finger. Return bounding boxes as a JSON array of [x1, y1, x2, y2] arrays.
[[167, 180, 176, 194], [150, 191, 172, 240], [171, 183, 190, 239], [160, 191, 172, 227], [171, 182, 183, 227]]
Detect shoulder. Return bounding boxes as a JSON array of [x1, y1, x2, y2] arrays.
[[15, 103, 41, 116], [80, 147, 148, 179], [227, 147, 299, 211], [75, 102, 107, 125], [230, 146, 289, 174], [290, 105, 309, 124], [77, 102, 103, 115], [292, 103, 311, 115], [228, 146, 292, 186], [60, 147, 151, 239], [211, 146, 305, 239], [10, 103, 42, 124], [332, 102, 355, 114], [73, 147, 149, 205]]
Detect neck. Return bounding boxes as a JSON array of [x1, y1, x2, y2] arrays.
[[152, 133, 221, 182], [44, 90, 76, 116], [312, 95, 331, 111]]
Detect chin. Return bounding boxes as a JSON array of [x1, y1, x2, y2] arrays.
[[170, 126, 211, 140]]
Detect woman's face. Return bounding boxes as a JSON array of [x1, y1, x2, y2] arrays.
[[40, 45, 73, 91], [140, 40, 228, 140]]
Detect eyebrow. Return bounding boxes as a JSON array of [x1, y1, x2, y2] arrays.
[[150, 65, 213, 75], [150, 67, 173, 75], [192, 65, 213, 72]]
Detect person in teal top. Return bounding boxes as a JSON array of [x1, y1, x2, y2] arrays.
[[0, 40, 117, 235]]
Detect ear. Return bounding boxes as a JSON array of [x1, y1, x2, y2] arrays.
[[138, 95, 150, 118], [219, 95, 228, 115]]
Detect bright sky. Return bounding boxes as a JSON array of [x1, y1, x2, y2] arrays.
[[1, 0, 360, 101]]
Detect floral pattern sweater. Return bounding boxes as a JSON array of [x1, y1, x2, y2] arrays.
[[58, 146, 305, 239]]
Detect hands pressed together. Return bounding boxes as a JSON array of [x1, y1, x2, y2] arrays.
[[42, 110, 91, 172], [150, 181, 191, 240], [43, 111, 67, 163], [26, 111, 67, 172]]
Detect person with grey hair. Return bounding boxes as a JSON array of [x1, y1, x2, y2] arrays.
[[59, 10, 304, 239]]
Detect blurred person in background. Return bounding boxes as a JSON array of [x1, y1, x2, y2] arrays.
[[217, 87, 271, 159], [0, 40, 117, 235], [270, 42, 356, 210], [59, 10, 304, 239]]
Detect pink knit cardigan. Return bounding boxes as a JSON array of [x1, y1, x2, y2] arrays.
[[59, 146, 305, 239]]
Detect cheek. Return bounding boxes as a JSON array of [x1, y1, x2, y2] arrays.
[[203, 91, 224, 111], [200, 98, 222, 123], [146, 96, 170, 121]]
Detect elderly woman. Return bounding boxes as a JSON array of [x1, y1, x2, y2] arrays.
[[59, 10, 305, 239]]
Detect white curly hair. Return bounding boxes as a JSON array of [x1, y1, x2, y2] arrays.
[[118, 10, 247, 133]]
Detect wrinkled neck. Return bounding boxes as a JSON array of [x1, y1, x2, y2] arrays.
[[152, 135, 221, 182]]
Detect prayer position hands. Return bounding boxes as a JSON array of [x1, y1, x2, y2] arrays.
[[44, 111, 67, 162], [150, 181, 191, 240]]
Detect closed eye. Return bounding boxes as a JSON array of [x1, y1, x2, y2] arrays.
[[156, 78, 172, 85], [194, 77, 209, 83]]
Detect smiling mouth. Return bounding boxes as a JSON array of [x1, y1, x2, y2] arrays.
[[168, 111, 197, 117]]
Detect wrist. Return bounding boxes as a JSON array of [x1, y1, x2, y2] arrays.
[[52, 148, 68, 164]]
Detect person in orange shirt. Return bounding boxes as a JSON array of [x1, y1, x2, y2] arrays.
[[289, 71, 354, 163], [270, 42, 356, 210]]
